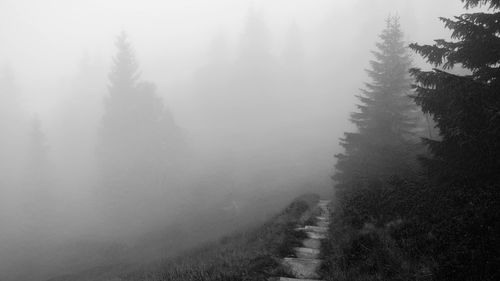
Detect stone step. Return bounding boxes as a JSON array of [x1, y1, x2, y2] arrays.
[[318, 201, 330, 211], [270, 277, 323, 281], [283, 258, 322, 279], [306, 231, 326, 240], [270, 200, 331, 281], [295, 247, 320, 259], [304, 226, 328, 233], [316, 221, 329, 228], [296, 226, 328, 236], [302, 238, 321, 249]]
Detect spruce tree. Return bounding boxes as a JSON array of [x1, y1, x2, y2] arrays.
[[281, 21, 306, 101], [282, 21, 305, 79], [410, 0, 500, 187], [24, 116, 53, 222], [0, 66, 25, 186], [410, 1, 500, 279], [26, 117, 49, 184], [334, 17, 418, 191], [231, 8, 277, 124], [98, 32, 184, 208]]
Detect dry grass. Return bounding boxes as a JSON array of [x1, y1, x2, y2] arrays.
[[121, 194, 319, 281]]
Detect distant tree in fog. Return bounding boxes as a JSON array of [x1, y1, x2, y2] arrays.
[[334, 17, 419, 188], [239, 8, 272, 63], [54, 52, 105, 190], [98, 32, 184, 208], [26, 117, 50, 185], [280, 21, 307, 112], [23, 116, 55, 222], [0, 66, 25, 187], [193, 31, 232, 125], [231, 8, 278, 123], [282, 21, 305, 81]]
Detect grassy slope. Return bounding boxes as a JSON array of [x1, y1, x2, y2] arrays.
[[48, 193, 319, 281], [124, 193, 318, 281], [320, 200, 433, 281]]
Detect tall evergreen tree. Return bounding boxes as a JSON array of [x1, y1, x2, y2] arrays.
[[334, 17, 418, 191], [238, 7, 272, 64], [26, 116, 49, 184], [282, 21, 305, 76], [98, 32, 184, 210], [23, 116, 53, 223], [56, 53, 105, 189], [410, 1, 500, 279], [410, 0, 500, 189], [231, 8, 277, 124], [281, 21, 306, 95], [193, 31, 231, 125], [0, 66, 25, 187]]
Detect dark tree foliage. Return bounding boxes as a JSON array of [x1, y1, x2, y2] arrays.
[[334, 17, 419, 192], [410, 1, 500, 279]]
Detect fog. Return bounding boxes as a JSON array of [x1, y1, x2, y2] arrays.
[[0, 1, 465, 280]]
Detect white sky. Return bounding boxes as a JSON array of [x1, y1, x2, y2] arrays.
[[0, 0, 337, 111], [0, 0, 465, 116]]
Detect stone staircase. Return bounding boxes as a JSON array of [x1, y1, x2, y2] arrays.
[[271, 199, 331, 281]]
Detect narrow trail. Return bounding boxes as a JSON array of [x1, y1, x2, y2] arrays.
[[272, 199, 331, 281]]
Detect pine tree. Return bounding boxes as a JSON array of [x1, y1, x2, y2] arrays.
[[334, 17, 418, 190], [410, 1, 500, 279], [23, 116, 54, 220], [283, 21, 304, 65], [0, 66, 25, 186], [239, 7, 272, 64], [26, 116, 49, 184], [56, 52, 105, 189], [410, 0, 500, 187], [281, 21, 306, 95], [231, 8, 277, 124], [98, 32, 184, 208], [193, 31, 231, 125]]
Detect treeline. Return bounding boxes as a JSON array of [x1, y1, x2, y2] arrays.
[[0, 67, 53, 235], [327, 1, 499, 281], [0, 31, 188, 234]]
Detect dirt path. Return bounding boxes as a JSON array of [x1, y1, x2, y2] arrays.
[[272, 199, 331, 281]]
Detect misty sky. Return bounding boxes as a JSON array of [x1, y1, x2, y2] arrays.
[[1, 0, 464, 118]]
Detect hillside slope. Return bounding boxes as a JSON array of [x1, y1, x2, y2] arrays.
[[47, 194, 320, 281]]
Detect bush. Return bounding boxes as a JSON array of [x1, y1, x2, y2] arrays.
[[322, 179, 438, 281]]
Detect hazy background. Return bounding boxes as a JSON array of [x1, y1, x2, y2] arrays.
[[0, 1, 466, 280]]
